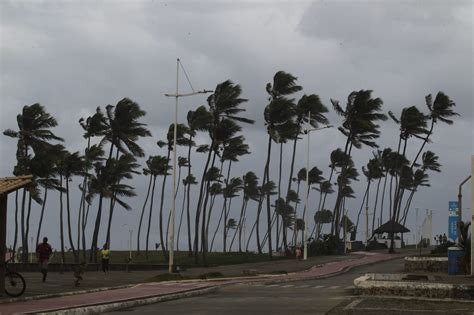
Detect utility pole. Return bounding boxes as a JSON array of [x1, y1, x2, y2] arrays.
[[165, 58, 212, 273]]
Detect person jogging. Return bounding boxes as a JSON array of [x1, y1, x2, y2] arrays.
[[36, 237, 53, 282], [101, 243, 110, 274]]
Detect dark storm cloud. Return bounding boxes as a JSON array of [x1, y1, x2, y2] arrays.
[[0, 0, 471, 250]]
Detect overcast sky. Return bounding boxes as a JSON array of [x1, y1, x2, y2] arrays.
[[1, 0, 472, 252]]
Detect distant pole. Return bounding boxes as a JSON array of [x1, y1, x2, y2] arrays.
[[344, 209, 348, 254]]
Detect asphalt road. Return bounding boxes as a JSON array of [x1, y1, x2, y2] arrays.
[[109, 258, 406, 315]]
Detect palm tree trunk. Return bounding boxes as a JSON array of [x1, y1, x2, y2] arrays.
[[411, 119, 434, 168], [210, 198, 226, 252], [246, 216, 257, 252], [145, 176, 157, 259], [371, 177, 382, 232], [77, 193, 83, 258], [355, 182, 370, 237], [36, 188, 48, 250], [137, 175, 153, 253], [59, 176, 66, 264], [276, 142, 283, 251], [82, 200, 90, 262], [159, 149, 171, 259], [89, 195, 104, 263], [224, 197, 234, 252], [24, 193, 32, 263], [201, 151, 217, 260], [230, 196, 246, 252], [186, 135, 193, 255], [177, 182, 187, 251], [205, 194, 217, 251], [194, 140, 214, 262], [13, 191, 19, 261], [292, 182, 301, 247], [379, 171, 389, 226], [66, 177, 78, 261], [264, 136, 273, 257]]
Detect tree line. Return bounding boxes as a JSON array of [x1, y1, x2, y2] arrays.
[[3, 71, 458, 263]]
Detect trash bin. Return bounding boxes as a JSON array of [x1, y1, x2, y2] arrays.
[[447, 247, 464, 275]]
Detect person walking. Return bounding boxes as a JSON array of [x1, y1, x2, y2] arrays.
[[101, 243, 110, 275], [442, 233, 447, 244], [36, 237, 53, 282], [295, 247, 302, 261]]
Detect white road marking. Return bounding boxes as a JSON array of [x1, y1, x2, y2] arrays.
[[312, 285, 325, 289], [328, 285, 340, 289], [296, 285, 311, 288], [266, 284, 280, 287], [281, 284, 294, 288], [345, 285, 355, 289]]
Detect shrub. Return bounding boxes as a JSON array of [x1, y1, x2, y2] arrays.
[[308, 234, 339, 256]]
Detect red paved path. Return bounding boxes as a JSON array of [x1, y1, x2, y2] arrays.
[[0, 252, 401, 314]]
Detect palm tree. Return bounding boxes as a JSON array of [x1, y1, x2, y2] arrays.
[[177, 173, 197, 251], [354, 157, 383, 238], [193, 80, 254, 263], [411, 93, 458, 168], [3, 103, 63, 262], [157, 123, 191, 257], [262, 71, 302, 256], [104, 154, 139, 244], [57, 150, 84, 262], [229, 172, 259, 252], [78, 110, 108, 259], [312, 209, 332, 240], [330, 90, 387, 239], [32, 144, 63, 249], [285, 95, 329, 242], [165, 156, 189, 248], [186, 107, 212, 254]]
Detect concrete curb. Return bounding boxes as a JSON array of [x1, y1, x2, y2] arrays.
[[0, 284, 135, 304], [32, 286, 219, 315], [353, 273, 474, 299]]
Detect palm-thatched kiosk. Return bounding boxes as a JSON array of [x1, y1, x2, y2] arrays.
[[0, 175, 32, 295], [373, 219, 410, 249]]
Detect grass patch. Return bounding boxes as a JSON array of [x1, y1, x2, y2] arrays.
[[198, 272, 225, 279], [265, 270, 288, 275], [146, 273, 192, 282]]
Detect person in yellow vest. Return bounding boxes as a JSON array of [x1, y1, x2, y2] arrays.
[[101, 243, 110, 275]]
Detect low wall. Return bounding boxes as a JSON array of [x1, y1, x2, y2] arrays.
[[404, 256, 448, 273], [8, 263, 188, 272]]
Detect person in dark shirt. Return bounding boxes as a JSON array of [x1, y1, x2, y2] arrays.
[[36, 237, 53, 282]]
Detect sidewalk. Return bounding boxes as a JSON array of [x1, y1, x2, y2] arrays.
[[0, 252, 403, 314]]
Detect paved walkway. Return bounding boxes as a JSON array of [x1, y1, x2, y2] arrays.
[[0, 252, 402, 314]]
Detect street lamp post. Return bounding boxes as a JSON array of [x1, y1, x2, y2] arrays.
[[303, 111, 332, 260], [165, 58, 212, 273], [122, 224, 133, 261]]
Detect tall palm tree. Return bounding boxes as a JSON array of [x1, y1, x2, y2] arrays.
[[32, 144, 63, 249], [57, 150, 84, 262], [263, 71, 302, 256], [355, 157, 383, 238], [285, 94, 329, 240], [3, 103, 63, 262], [78, 109, 108, 259], [193, 80, 254, 263], [186, 107, 212, 254], [177, 173, 197, 251], [330, 90, 387, 239], [229, 172, 259, 252], [312, 209, 332, 240]]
